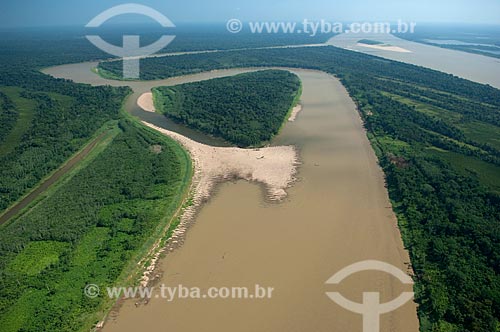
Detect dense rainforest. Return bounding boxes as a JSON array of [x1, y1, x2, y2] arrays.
[[100, 46, 500, 332], [153, 70, 301, 147]]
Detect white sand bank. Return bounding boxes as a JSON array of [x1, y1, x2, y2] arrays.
[[357, 42, 412, 53], [288, 104, 302, 122], [137, 92, 156, 112]]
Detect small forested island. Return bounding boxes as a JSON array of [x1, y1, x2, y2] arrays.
[[153, 70, 301, 147]]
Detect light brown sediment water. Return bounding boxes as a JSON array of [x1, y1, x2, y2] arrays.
[[43, 62, 422, 330]]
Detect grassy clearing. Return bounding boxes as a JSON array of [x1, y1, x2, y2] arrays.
[[427, 147, 500, 192], [381, 90, 500, 153], [458, 120, 500, 151], [381, 91, 463, 123], [0, 123, 120, 227], [7, 241, 70, 276], [0, 84, 129, 213]]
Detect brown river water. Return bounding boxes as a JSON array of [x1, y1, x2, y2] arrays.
[[42, 52, 449, 331]]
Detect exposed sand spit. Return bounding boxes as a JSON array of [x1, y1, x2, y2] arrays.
[[288, 104, 302, 122], [42, 64, 419, 331], [356, 42, 412, 53], [137, 92, 155, 112], [142, 121, 299, 202]]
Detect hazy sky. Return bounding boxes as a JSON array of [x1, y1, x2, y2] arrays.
[[1, 0, 499, 28]]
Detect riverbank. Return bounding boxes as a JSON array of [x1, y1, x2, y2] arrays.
[[328, 32, 500, 89], [287, 104, 302, 121], [39, 37, 495, 331]]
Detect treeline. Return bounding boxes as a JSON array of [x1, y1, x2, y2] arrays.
[[0, 120, 191, 331], [370, 77, 500, 126], [101, 46, 500, 331], [153, 70, 301, 147], [360, 90, 500, 167]]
